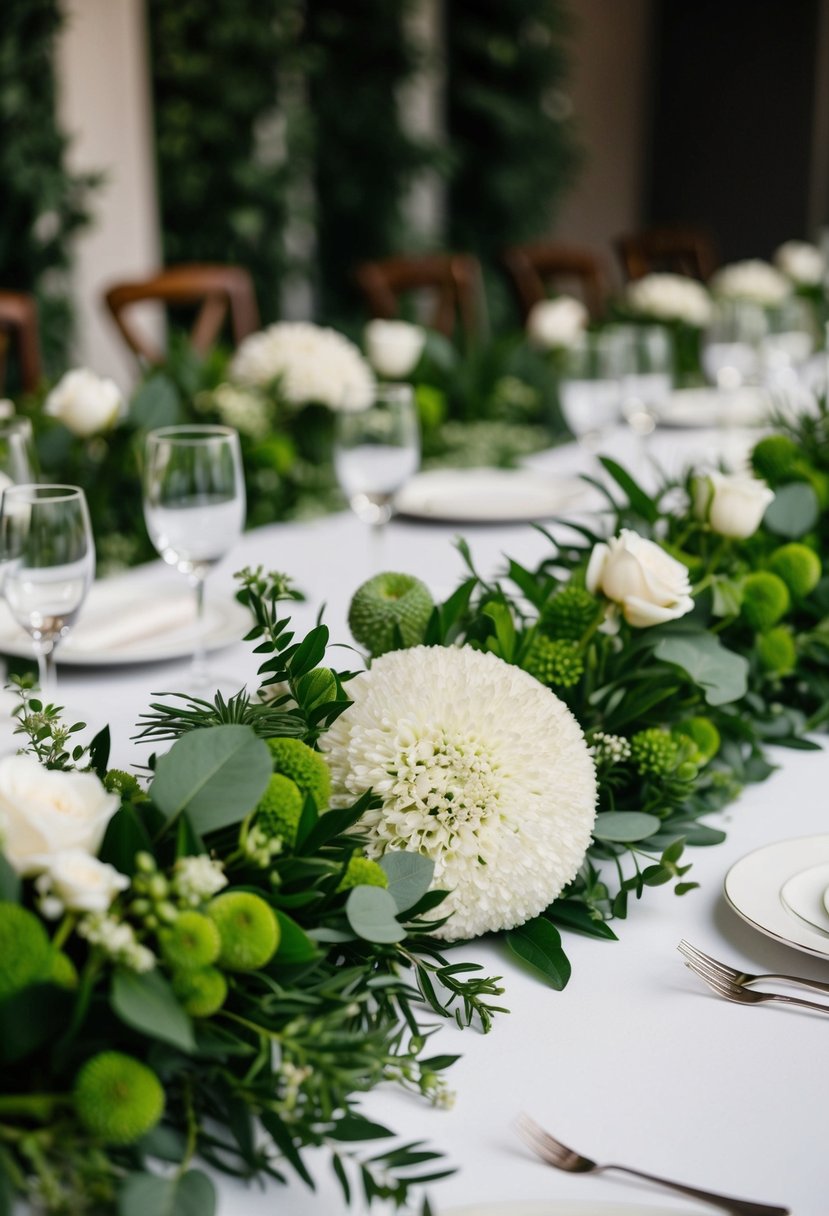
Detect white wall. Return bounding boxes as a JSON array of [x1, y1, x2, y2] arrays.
[[55, 0, 162, 388]]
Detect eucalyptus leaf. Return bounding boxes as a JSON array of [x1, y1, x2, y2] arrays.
[[593, 811, 662, 843], [111, 968, 195, 1053], [379, 852, 435, 913], [149, 725, 272, 832], [763, 481, 819, 538], [118, 1169, 215, 1216], [654, 633, 748, 705], [345, 886, 405, 943], [505, 917, 571, 989]]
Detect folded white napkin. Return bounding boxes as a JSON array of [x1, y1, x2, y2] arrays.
[[66, 589, 197, 653]]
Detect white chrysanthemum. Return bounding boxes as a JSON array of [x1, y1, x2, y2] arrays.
[[624, 273, 713, 327], [320, 646, 597, 941], [230, 321, 375, 410], [710, 259, 792, 306], [774, 240, 825, 287], [526, 295, 588, 350]]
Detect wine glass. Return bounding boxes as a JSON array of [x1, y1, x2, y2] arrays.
[[759, 296, 817, 389], [701, 299, 767, 388], [142, 425, 245, 689], [0, 484, 95, 694], [333, 383, 420, 550], [0, 417, 38, 487], [615, 324, 674, 436], [557, 330, 630, 450]]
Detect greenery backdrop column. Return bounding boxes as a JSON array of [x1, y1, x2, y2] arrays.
[[0, 0, 97, 376]]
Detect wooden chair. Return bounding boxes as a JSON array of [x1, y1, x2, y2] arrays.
[[615, 226, 719, 282], [501, 241, 606, 322], [103, 264, 260, 365], [0, 291, 42, 394], [353, 253, 486, 341]]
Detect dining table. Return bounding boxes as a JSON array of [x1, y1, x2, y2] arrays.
[[4, 420, 825, 1216]]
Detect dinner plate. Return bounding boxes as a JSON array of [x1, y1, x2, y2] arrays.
[[394, 468, 587, 524], [0, 579, 250, 667], [443, 1203, 690, 1216], [649, 386, 772, 429], [724, 834, 829, 958]]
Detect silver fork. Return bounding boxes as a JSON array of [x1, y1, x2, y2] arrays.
[[678, 939, 829, 996], [682, 963, 829, 1015], [516, 1114, 790, 1216]]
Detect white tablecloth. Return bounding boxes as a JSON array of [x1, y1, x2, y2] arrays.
[[8, 426, 823, 1216]]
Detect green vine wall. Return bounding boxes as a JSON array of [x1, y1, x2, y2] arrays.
[[0, 0, 97, 378]]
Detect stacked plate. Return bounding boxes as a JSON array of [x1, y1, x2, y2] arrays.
[[725, 835, 829, 958]]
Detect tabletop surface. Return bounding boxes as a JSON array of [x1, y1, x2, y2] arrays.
[[7, 424, 824, 1216]]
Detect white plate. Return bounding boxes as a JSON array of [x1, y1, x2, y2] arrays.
[[0, 579, 250, 667], [724, 834, 829, 958], [443, 1204, 690, 1216], [395, 468, 587, 523], [650, 386, 771, 429], [780, 861, 829, 936]]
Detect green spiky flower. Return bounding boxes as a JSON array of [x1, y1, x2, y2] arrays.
[[750, 434, 799, 484], [630, 728, 680, 777], [757, 625, 797, 675], [336, 855, 389, 893], [0, 904, 51, 998], [172, 966, 228, 1018], [540, 586, 598, 641], [768, 543, 822, 598], [675, 716, 721, 763], [159, 911, 221, 971], [523, 635, 584, 688], [207, 891, 280, 972], [74, 1052, 164, 1145], [103, 769, 142, 798], [266, 737, 331, 810], [255, 773, 304, 845], [741, 572, 791, 630], [348, 571, 434, 656]]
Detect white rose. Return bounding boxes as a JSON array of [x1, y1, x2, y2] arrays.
[[710, 260, 791, 307], [44, 368, 125, 438], [693, 470, 774, 539], [586, 529, 694, 628], [774, 240, 825, 287], [0, 755, 121, 876], [364, 319, 427, 379], [38, 849, 129, 914], [526, 295, 589, 350], [625, 274, 713, 327]]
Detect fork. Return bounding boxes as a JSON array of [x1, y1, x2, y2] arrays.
[[516, 1114, 790, 1215], [678, 939, 829, 996], [682, 963, 829, 1015]]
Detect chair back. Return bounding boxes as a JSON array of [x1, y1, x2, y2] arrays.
[[615, 227, 718, 282], [103, 264, 260, 364], [0, 291, 42, 393], [354, 253, 485, 340], [502, 242, 606, 321]]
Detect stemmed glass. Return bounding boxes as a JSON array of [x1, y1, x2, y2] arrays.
[[0, 484, 95, 694], [557, 330, 630, 451], [333, 383, 420, 556], [142, 425, 245, 689], [0, 417, 38, 487]]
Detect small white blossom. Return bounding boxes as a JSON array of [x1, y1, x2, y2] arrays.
[[78, 913, 156, 972], [710, 259, 792, 307], [364, 319, 426, 379], [321, 646, 597, 941], [242, 824, 284, 867], [211, 383, 271, 439], [172, 854, 228, 905], [230, 322, 375, 410], [590, 731, 632, 765], [625, 273, 713, 327], [34, 851, 129, 916], [44, 368, 125, 437]]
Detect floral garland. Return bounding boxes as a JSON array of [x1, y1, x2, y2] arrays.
[[4, 403, 829, 1211]]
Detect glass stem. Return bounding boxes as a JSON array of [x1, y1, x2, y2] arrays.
[[33, 638, 56, 697], [189, 574, 209, 689]]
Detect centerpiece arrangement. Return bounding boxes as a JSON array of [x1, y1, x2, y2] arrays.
[[6, 399, 829, 1214]]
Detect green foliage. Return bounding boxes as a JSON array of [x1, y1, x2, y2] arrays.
[[0, 0, 99, 374], [445, 0, 582, 327], [147, 0, 311, 325]]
